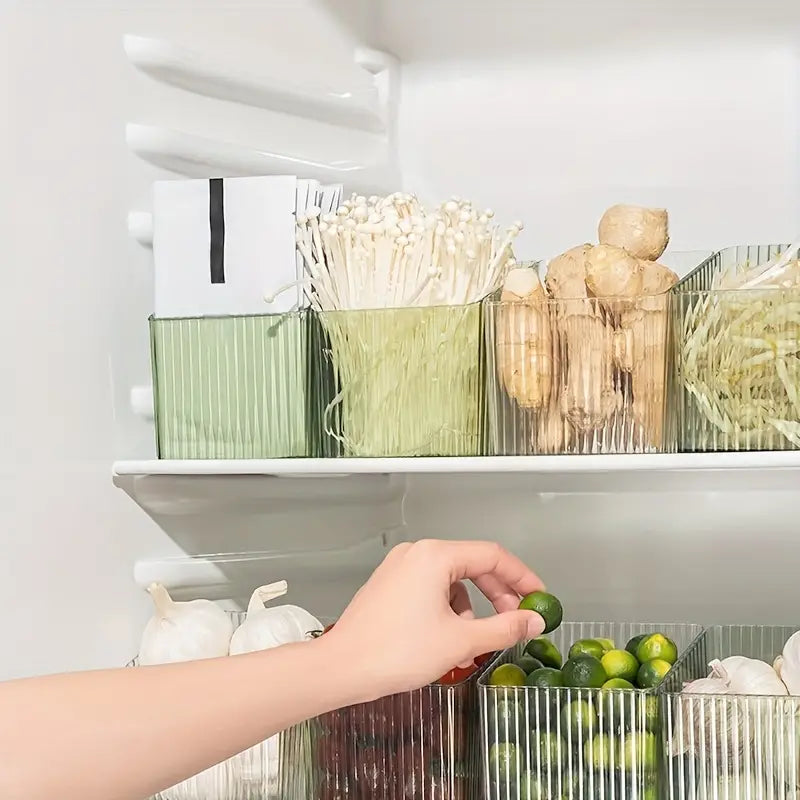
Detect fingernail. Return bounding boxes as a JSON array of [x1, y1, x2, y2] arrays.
[[526, 613, 546, 638]]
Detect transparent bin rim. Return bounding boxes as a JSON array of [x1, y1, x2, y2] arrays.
[[149, 310, 307, 322], [316, 297, 485, 316]]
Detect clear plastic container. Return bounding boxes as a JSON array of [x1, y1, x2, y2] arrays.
[[310, 653, 498, 800], [670, 244, 800, 452], [479, 622, 703, 800], [149, 312, 311, 459], [311, 302, 485, 457], [129, 611, 314, 800], [663, 624, 800, 800], [485, 280, 672, 455]]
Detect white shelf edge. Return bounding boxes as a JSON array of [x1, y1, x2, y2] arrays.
[[126, 123, 392, 191], [123, 34, 386, 134], [113, 451, 800, 478]]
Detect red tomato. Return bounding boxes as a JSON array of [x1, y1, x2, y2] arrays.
[[474, 651, 494, 669], [436, 664, 477, 685]]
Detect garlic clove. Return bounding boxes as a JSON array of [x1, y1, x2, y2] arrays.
[[139, 583, 234, 666]]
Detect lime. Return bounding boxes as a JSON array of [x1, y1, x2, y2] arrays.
[[619, 731, 657, 771], [525, 637, 563, 669], [602, 678, 635, 690], [525, 667, 564, 689], [531, 731, 564, 768], [490, 698, 521, 741], [488, 742, 518, 781], [562, 656, 607, 689], [568, 639, 606, 660], [625, 634, 648, 657], [636, 633, 678, 665], [596, 637, 616, 652], [601, 649, 639, 682], [584, 732, 616, 770], [519, 769, 560, 800], [489, 663, 527, 687], [516, 654, 545, 674], [643, 695, 660, 732], [519, 592, 563, 634], [560, 698, 598, 740], [636, 659, 672, 689]]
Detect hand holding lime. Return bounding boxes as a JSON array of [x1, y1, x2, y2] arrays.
[[518, 592, 563, 634]]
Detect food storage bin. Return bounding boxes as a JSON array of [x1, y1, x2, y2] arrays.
[[311, 302, 485, 457], [310, 652, 498, 800], [484, 282, 672, 455], [129, 612, 313, 800], [662, 624, 800, 800], [150, 311, 312, 459], [480, 622, 703, 800], [670, 244, 800, 452]]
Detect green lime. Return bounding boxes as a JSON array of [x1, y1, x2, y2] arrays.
[[625, 634, 648, 657], [488, 742, 518, 781], [568, 639, 606, 660], [560, 698, 598, 740], [525, 637, 563, 669], [618, 731, 657, 771], [596, 637, 616, 652], [531, 731, 564, 768], [636, 633, 678, 665], [562, 655, 607, 689], [584, 732, 616, 770], [519, 769, 560, 800], [636, 659, 672, 689], [643, 695, 660, 732], [489, 663, 527, 687], [602, 678, 635, 690], [490, 698, 521, 741], [525, 667, 564, 689], [519, 592, 563, 634], [601, 649, 640, 682], [516, 654, 545, 674]]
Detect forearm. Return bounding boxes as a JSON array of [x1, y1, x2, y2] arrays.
[[0, 635, 359, 800]]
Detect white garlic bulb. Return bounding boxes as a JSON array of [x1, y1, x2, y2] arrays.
[[710, 657, 788, 696], [671, 676, 732, 757], [780, 631, 800, 695], [229, 580, 322, 656], [139, 584, 234, 666]]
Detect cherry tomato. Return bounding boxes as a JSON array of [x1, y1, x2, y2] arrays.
[[437, 664, 477, 685], [474, 651, 495, 669]]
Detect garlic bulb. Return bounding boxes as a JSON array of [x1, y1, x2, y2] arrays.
[[228, 581, 322, 656], [710, 657, 788, 696], [780, 631, 800, 695], [139, 584, 234, 666], [671, 676, 732, 757]]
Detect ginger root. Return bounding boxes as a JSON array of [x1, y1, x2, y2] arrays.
[[614, 260, 679, 448], [585, 244, 644, 299], [546, 245, 616, 432], [598, 205, 669, 261], [495, 268, 554, 410]]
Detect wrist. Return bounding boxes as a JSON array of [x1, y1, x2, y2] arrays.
[[299, 632, 373, 709]]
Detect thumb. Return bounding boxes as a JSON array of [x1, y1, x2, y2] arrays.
[[467, 611, 546, 655]]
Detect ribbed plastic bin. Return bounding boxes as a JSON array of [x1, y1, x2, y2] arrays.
[[663, 625, 800, 800], [670, 244, 800, 452], [311, 654, 498, 800], [479, 622, 703, 800], [312, 302, 485, 457], [149, 312, 311, 459], [129, 612, 313, 800], [485, 287, 671, 455]]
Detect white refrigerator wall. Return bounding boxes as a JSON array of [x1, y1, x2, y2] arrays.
[[2, 1, 800, 680]]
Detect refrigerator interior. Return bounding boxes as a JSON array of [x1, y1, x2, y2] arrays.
[[3, 0, 800, 681]]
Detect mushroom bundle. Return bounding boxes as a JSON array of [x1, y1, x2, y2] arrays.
[[494, 205, 678, 454]]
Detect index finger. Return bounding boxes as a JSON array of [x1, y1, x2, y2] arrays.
[[441, 540, 545, 598]]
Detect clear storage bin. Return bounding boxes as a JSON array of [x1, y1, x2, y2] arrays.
[[312, 302, 485, 457], [129, 612, 313, 800], [663, 624, 800, 800], [310, 653, 499, 800], [485, 288, 672, 455], [670, 244, 800, 452], [479, 622, 703, 800], [149, 312, 311, 459]]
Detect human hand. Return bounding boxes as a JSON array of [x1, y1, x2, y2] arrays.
[[323, 539, 546, 701]]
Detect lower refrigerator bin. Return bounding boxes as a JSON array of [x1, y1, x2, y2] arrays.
[[479, 622, 703, 800]]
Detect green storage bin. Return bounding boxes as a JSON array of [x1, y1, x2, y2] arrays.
[[150, 312, 310, 459]]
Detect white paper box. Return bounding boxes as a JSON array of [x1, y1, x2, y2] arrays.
[[153, 176, 298, 317]]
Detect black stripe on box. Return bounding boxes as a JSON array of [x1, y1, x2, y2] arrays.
[[209, 178, 225, 284]]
